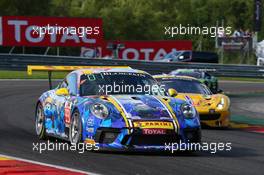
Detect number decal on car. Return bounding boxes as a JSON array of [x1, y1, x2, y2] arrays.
[[64, 101, 72, 125]]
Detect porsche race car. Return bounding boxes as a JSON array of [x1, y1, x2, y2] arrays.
[[29, 66, 201, 151], [154, 74, 230, 127]]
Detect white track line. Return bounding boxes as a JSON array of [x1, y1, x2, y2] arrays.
[[0, 153, 100, 175]]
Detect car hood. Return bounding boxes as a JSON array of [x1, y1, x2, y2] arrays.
[[176, 93, 228, 109], [105, 95, 172, 120]]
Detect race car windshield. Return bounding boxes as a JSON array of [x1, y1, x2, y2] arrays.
[[160, 79, 212, 95], [80, 72, 164, 96]]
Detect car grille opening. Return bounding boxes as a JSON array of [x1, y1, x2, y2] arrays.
[[129, 134, 179, 146], [95, 128, 120, 144]]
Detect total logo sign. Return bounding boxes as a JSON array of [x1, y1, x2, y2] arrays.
[[102, 41, 192, 61], [121, 48, 175, 61], [0, 16, 103, 47], [142, 129, 166, 135]]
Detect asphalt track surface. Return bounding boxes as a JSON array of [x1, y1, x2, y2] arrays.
[[0, 80, 264, 175]]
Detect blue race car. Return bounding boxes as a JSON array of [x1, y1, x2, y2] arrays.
[[30, 65, 201, 151]]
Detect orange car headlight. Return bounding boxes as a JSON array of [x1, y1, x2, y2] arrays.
[[217, 98, 225, 110]]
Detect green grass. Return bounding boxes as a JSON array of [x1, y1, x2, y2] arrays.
[[0, 70, 67, 79], [231, 115, 264, 126]]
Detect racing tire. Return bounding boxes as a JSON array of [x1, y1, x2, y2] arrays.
[[69, 110, 83, 144], [35, 103, 46, 140]]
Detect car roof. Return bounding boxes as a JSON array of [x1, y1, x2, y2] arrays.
[[153, 74, 200, 81], [71, 67, 148, 75]]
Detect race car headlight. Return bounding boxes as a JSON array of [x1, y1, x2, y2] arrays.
[[181, 103, 196, 118], [91, 103, 109, 119], [217, 98, 225, 110]]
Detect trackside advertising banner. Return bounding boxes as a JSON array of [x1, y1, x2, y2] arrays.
[[0, 16, 103, 46], [81, 40, 192, 61], [106, 41, 192, 60], [0, 16, 192, 61]]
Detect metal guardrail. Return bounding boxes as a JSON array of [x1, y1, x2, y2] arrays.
[[0, 54, 264, 78]]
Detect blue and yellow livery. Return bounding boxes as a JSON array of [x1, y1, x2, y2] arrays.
[[30, 65, 201, 151]]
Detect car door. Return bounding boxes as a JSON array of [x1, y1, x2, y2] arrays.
[[53, 73, 78, 138]]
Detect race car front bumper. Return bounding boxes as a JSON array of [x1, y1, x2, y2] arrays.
[[93, 127, 201, 151], [199, 110, 230, 127]]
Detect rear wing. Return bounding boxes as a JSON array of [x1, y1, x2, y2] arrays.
[[27, 65, 131, 89]]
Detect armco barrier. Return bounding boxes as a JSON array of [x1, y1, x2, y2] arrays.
[[0, 54, 264, 78]]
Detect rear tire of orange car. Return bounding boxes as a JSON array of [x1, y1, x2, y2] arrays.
[[35, 103, 46, 140], [69, 110, 82, 144]]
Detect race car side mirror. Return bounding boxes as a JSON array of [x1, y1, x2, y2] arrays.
[[168, 88, 178, 97], [56, 88, 69, 96]]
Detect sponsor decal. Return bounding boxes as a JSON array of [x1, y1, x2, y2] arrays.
[[133, 121, 174, 129], [64, 101, 72, 125], [86, 127, 94, 133], [142, 128, 166, 135], [87, 118, 94, 126], [84, 139, 96, 145]]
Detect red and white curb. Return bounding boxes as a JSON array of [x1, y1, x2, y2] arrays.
[[244, 126, 264, 134], [230, 122, 264, 134], [0, 154, 99, 175]]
